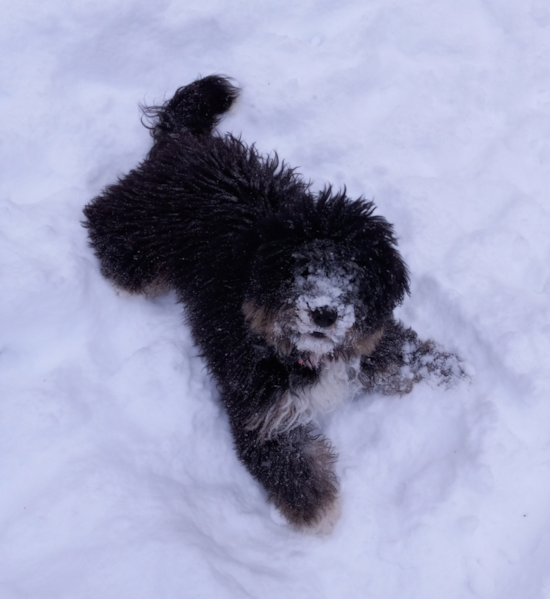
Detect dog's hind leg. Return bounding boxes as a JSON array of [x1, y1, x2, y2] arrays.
[[83, 76, 240, 295], [232, 423, 340, 533], [83, 190, 175, 295]]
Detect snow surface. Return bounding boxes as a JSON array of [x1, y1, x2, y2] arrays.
[[2, 1, 550, 597]]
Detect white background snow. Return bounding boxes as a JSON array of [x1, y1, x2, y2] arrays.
[[2, 0, 550, 597]]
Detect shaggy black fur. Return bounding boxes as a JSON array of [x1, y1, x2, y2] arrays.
[[84, 75, 463, 531]]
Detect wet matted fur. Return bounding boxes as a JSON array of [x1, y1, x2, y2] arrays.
[[84, 76, 463, 532]]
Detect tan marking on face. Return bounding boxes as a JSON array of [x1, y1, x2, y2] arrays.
[[143, 273, 172, 297], [243, 300, 296, 356], [243, 302, 384, 361], [242, 300, 274, 337], [354, 327, 384, 356]]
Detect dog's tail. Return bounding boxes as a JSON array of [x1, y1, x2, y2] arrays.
[[141, 75, 239, 139]]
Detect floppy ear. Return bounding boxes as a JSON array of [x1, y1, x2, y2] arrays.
[[347, 212, 410, 317], [312, 188, 410, 317], [361, 232, 410, 310]]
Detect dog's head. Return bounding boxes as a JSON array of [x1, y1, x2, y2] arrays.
[[243, 189, 409, 364]]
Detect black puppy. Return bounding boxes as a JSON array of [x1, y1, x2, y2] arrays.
[[84, 76, 462, 532]]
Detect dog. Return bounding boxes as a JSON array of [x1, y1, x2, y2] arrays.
[[83, 75, 463, 532]]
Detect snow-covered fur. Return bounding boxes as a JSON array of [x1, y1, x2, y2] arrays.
[[83, 76, 462, 531]]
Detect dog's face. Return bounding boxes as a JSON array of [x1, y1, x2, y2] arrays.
[[243, 192, 409, 364]]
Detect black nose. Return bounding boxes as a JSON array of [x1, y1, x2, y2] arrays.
[[311, 307, 338, 328]]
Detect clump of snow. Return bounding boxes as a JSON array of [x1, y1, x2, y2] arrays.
[[2, 1, 550, 598], [293, 267, 357, 353]]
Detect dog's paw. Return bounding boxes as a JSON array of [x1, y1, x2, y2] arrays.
[[303, 496, 342, 535], [360, 339, 469, 395], [270, 496, 341, 535], [363, 364, 414, 395], [272, 496, 341, 535], [408, 340, 469, 388]]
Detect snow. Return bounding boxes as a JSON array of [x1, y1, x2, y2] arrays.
[[2, 0, 550, 597], [293, 267, 357, 354]]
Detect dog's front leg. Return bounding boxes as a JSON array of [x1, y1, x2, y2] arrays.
[[360, 318, 465, 394], [231, 421, 340, 533]]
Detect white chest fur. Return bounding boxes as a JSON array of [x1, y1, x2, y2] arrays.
[[252, 359, 355, 439], [296, 359, 351, 419]]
